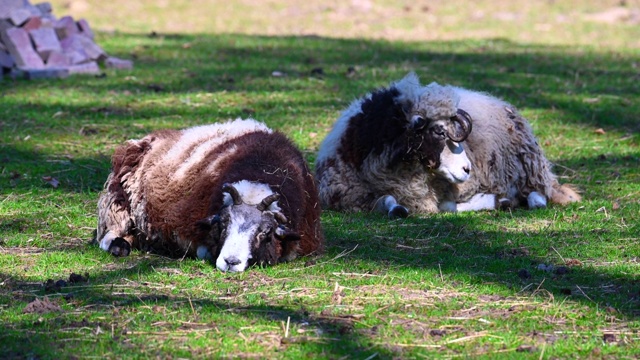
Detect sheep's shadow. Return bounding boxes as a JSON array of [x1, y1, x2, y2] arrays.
[[321, 203, 640, 319]]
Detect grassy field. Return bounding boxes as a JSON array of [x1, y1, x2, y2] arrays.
[[1, 0, 639, 358]]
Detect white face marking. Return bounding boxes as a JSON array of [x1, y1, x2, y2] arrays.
[[216, 211, 257, 272], [436, 140, 471, 184], [224, 180, 281, 210]]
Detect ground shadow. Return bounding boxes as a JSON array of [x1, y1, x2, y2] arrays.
[[0, 257, 393, 359], [1, 32, 639, 357]]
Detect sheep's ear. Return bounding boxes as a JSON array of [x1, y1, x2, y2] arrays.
[[195, 215, 221, 230], [393, 72, 421, 115], [274, 225, 301, 242]]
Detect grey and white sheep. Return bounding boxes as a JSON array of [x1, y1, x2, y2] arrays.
[[97, 119, 324, 272], [315, 72, 580, 217]]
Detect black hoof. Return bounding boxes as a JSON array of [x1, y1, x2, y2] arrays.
[[108, 237, 131, 257], [388, 205, 409, 219], [498, 198, 511, 210]]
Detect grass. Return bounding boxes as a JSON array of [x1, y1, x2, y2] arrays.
[[1, 0, 639, 358]]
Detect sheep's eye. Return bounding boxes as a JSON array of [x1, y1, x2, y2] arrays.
[[411, 115, 427, 130]]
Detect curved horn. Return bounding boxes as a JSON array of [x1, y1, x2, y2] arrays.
[[256, 193, 280, 211], [222, 183, 242, 205], [273, 212, 288, 224], [275, 225, 301, 241], [447, 108, 473, 142]]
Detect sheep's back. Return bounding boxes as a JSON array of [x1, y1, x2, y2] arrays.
[[452, 88, 554, 200], [125, 120, 275, 250]]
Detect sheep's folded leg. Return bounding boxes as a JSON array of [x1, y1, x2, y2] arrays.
[[527, 191, 547, 209], [455, 193, 497, 212], [196, 245, 213, 260], [375, 195, 409, 219], [99, 230, 133, 257]]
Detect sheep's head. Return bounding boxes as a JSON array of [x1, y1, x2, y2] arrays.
[[197, 182, 300, 272], [394, 76, 473, 183]]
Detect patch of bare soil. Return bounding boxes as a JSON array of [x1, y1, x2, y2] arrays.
[[0, 247, 46, 255], [355, 284, 466, 302], [584, 6, 640, 24], [23, 297, 62, 314]]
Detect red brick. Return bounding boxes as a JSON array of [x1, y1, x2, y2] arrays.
[[1, 27, 45, 69], [104, 56, 133, 70], [0, 0, 25, 19], [45, 50, 70, 67], [54, 15, 79, 39], [76, 19, 94, 39], [9, 8, 31, 26], [0, 49, 14, 68], [29, 26, 61, 59], [67, 61, 100, 75], [22, 16, 42, 31]]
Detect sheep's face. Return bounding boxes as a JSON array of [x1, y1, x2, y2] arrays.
[[402, 107, 473, 183], [198, 183, 299, 272]]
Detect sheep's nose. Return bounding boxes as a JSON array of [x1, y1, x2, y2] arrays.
[[224, 256, 241, 266], [463, 166, 470, 174]]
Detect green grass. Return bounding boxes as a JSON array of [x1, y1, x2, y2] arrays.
[[1, 1, 639, 358]]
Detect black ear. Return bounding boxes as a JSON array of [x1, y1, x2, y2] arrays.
[[274, 225, 301, 242], [195, 214, 220, 230]]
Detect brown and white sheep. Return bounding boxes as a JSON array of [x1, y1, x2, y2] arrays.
[[97, 119, 324, 272], [315, 72, 580, 217]]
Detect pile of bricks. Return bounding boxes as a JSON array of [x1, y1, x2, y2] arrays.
[[1, 0, 133, 80]]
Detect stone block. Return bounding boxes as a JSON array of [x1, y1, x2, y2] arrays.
[[44, 49, 70, 67], [76, 18, 94, 39], [66, 49, 89, 64], [67, 61, 100, 75], [9, 8, 31, 26], [22, 15, 42, 31], [61, 34, 105, 61], [29, 26, 60, 59], [104, 56, 133, 69], [0, 0, 25, 19], [1, 27, 45, 69], [0, 49, 14, 68], [24, 3, 42, 17], [0, 19, 14, 32], [35, 2, 52, 15], [54, 15, 78, 39], [23, 67, 69, 79]]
